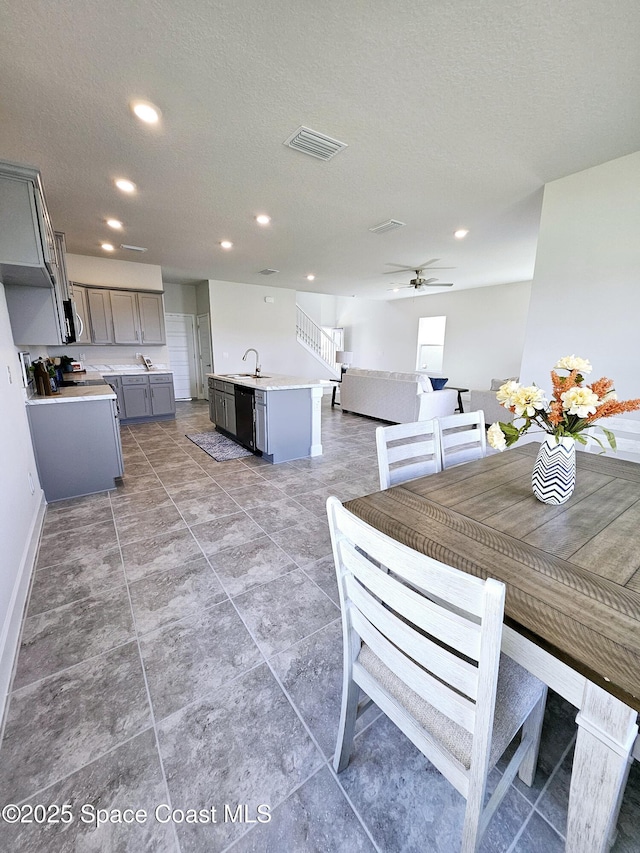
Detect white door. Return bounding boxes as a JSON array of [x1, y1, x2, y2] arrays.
[[197, 313, 212, 399], [166, 313, 198, 400]]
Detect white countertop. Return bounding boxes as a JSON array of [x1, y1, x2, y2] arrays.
[[26, 382, 116, 405], [207, 372, 324, 391], [87, 364, 173, 376]]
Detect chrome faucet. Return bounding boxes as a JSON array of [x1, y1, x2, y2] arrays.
[[242, 348, 261, 377]]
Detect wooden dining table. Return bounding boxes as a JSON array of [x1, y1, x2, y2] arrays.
[[345, 442, 640, 853]]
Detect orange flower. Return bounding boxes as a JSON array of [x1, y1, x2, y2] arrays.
[[588, 377, 614, 398], [548, 400, 564, 425], [551, 369, 580, 401], [587, 398, 640, 423]]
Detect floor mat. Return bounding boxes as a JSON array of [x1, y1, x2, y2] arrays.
[[186, 430, 254, 461]]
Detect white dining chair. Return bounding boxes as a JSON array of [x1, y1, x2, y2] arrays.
[[326, 496, 547, 853], [439, 410, 487, 469], [375, 419, 442, 491], [585, 416, 640, 462]]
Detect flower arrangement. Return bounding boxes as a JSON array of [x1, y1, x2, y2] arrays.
[[487, 355, 640, 452]]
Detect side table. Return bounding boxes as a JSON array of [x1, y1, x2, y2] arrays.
[[447, 386, 468, 414]]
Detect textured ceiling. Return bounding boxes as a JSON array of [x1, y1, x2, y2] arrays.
[[1, 0, 639, 300]]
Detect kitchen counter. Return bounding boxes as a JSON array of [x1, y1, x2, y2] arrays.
[[26, 380, 116, 405], [206, 372, 323, 390], [87, 363, 173, 376]]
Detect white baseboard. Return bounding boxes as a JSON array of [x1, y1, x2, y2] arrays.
[[0, 492, 46, 728]]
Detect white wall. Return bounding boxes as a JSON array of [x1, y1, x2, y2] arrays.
[[336, 281, 531, 389], [296, 292, 339, 328], [208, 279, 336, 379], [66, 254, 163, 291], [163, 282, 197, 315], [0, 282, 45, 720], [520, 151, 640, 400]]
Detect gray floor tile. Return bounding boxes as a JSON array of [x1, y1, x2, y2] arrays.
[[157, 664, 322, 852], [231, 766, 376, 853], [157, 467, 214, 488], [535, 742, 574, 835], [164, 480, 226, 503], [301, 554, 340, 605], [190, 513, 265, 557], [27, 549, 124, 616], [612, 758, 640, 853], [121, 528, 202, 582], [244, 496, 317, 533], [209, 468, 268, 489], [110, 487, 172, 519], [115, 503, 187, 545], [270, 618, 378, 758], [208, 537, 296, 597], [14, 584, 135, 689], [129, 556, 228, 635], [112, 472, 164, 494], [139, 601, 262, 720], [36, 520, 118, 569], [41, 501, 114, 535], [0, 643, 150, 803], [513, 811, 565, 852], [269, 518, 332, 567], [172, 491, 241, 526], [1, 729, 176, 852], [226, 482, 289, 509], [233, 569, 339, 657], [46, 492, 109, 512]]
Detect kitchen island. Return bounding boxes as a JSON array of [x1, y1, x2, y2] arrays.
[[207, 373, 324, 463]]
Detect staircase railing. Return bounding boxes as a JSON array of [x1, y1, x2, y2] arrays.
[[296, 305, 339, 375]]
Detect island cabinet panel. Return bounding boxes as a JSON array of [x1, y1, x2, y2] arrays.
[[27, 398, 123, 501], [87, 289, 114, 344], [110, 291, 140, 344]]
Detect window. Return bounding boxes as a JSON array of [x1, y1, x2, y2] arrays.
[[416, 316, 446, 373]]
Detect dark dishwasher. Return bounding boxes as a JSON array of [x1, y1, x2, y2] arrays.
[[234, 385, 256, 450]]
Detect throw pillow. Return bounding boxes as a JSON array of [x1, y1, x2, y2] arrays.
[[430, 377, 448, 390], [490, 376, 519, 391]]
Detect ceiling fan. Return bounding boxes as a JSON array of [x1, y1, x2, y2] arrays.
[[384, 259, 455, 292]]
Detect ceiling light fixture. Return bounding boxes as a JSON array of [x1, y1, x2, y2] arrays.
[[306, 274, 315, 281], [131, 100, 161, 124], [220, 240, 233, 249], [115, 178, 136, 193], [255, 214, 271, 225], [106, 219, 123, 229], [454, 228, 469, 239], [101, 242, 115, 252]]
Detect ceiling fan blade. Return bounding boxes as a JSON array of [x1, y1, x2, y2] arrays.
[[425, 282, 454, 287], [383, 267, 414, 275]]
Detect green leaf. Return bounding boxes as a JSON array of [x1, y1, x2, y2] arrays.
[[600, 427, 617, 450]]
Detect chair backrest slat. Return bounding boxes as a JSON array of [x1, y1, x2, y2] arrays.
[[349, 602, 477, 733], [376, 419, 442, 490], [344, 570, 479, 699], [439, 410, 486, 469], [340, 541, 483, 660], [335, 505, 486, 616]]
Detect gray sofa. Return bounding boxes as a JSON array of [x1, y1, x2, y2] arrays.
[[470, 377, 518, 425], [340, 368, 458, 423]]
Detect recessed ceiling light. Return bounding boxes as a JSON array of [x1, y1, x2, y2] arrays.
[[220, 240, 233, 250], [115, 178, 136, 193], [306, 274, 315, 281], [454, 228, 469, 239], [256, 214, 271, 225], [101, 243, 115, 252], [392, 287, 400, 292], [106, 219, 123, 230], [131, 101, 161, 124]]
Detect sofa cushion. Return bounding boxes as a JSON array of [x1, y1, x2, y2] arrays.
[[430, 377, 448, 390], [490, 376, 519, 391]]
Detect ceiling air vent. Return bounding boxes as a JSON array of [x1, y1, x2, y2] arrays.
[[120, 244, 148, 252], [368, 220, 406, 235], [284, 126, 348, 161], [259, 268, 279, 275]]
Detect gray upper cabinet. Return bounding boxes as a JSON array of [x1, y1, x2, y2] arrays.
[[0, 161, 55, 288], [111, 290, 140, 344], [71, 283, 91, 345], [138, 292, 165, 344], [87, 289, 114, 344]]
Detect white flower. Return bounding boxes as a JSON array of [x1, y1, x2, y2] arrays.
[[561, 386, 599, 418], [511, 385, 547, 418], [487, 422, 507, 451], [554, 355, 593, 374], [496, 380, 521, 408]]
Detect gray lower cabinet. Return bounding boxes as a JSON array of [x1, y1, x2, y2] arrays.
[[27, 398, 124, 502], [254, 387, 312, 463], [209, 379, 236, 434], [118, 373, 175, 423]]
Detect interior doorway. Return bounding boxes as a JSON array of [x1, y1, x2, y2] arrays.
[[165, 313, 198, 400], [196, 313, 212, 400]]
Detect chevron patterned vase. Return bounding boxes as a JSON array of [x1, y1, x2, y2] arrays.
[[531, 436, 576, 505]]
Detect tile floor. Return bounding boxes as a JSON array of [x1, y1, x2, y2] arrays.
[[1, 399, 638, 852]]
